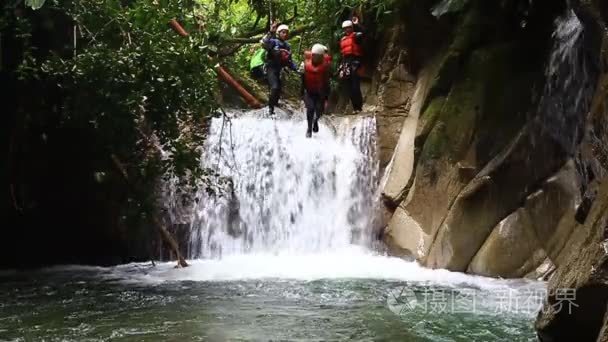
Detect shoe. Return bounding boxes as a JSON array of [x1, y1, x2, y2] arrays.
[[313, 121, 319, 133], [306, 130, 312, 138]]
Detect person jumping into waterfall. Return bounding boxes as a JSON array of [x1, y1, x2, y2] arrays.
[[261, 21, 299, 116], [338, 16, 364, 113], [300, 44, 332, 138]]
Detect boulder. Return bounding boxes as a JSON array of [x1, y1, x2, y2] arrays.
[[467, 208, 546, 278], [384, 205, 433, 260], [525, 258, 556, 281], [424, 122, 568, 271], [524, 160, 581, 265], [412, 45, 533, 270]]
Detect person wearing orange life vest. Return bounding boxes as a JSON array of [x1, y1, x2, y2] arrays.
[[261, 22, 299, 116], [300, 44, 332, 138], [339, 17, 364, 112]]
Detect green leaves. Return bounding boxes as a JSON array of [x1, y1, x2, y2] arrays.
[[13, 0, 219, 187], [11, 0, 401, 195], [25, 0, 46, 10]]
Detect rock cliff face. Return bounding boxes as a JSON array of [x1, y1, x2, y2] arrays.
[[535, 2, 608, 338], [369, 0, 607, 339]]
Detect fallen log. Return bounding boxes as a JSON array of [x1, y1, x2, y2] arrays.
[[111, 154, 189, 268], [169, 19, 189, 37], [169, 19, 264, 109], [215, 64, 263, 108]]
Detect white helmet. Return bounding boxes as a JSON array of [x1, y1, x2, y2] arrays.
[[342, 20, 353, 28], [312, 44, 325, 55], [277, 24, 289, 33]]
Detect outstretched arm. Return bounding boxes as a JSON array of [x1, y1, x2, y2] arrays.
[[352, 16, 364, 43], [261, 21, 278, 50]]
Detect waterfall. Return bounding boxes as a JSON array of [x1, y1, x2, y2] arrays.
[[532, 8, 605, 213], [182, 110, 379, 259], [431, 0, 470, 17], [537, 9, 596, 156]]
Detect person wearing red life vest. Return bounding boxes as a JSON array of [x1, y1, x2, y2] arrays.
[[339, 17, 364, 112], [301, 44, 332, 138]]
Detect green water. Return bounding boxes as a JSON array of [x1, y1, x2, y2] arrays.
[[0, 263, 540, 341]]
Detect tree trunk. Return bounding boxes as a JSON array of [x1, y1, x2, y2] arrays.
[[111, 154, 189, 268]]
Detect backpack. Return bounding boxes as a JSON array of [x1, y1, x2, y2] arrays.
[[250, 48, 267, 70]]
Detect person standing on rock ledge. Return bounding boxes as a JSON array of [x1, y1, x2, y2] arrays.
[[338, 17, 364, 113], [261, 21, 299, 116], [300, 44, 332, 138]]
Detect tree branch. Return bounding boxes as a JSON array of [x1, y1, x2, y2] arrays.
[[217, 24, 314, 58], [223, 24, 314, 45], [250, 12, 262, 32], [235, 11, 298, 39], [223, 37, 263, 44]]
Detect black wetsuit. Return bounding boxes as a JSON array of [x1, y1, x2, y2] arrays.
[[261, 34, 298, 114], [340, 25, 364, 112]]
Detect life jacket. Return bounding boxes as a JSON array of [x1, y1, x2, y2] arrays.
[[340, 32, 363, 57], [304, 52, 331, 92]]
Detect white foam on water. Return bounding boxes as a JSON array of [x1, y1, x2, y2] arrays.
[[94, 249, 541, 294]]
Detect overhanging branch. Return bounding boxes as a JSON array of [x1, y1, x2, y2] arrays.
[[217, 24, 314, 58], [235, 6, 298, 38], [224, 24, 314, 45]]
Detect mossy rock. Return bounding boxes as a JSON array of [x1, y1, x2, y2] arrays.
[[450, 6, 484, 54], [423, 6, 483, 105], [416, 96, 446, 149], [421, 121, 447, 162], [419, 43, 519, 165]]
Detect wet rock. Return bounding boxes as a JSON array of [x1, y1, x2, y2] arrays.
[[425, 122, 570, 271], [415, 97, 445, 151], [381, 60, 442, 204], [384, 205, 432, 260], [524, 160, 581, 265], [411, 45, 530, 271], [535, 14, 608, 338], [369, 24, 417, 169], [467, 208, 546, 278], [525, 258, 556, 281], [536, 181, 608, 342]]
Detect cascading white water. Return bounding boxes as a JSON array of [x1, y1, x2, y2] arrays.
[[538, 9, 595, 155], [431, 0, 469, 17], [546, 9, 584, 88], [186, 109, 379, 259]]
